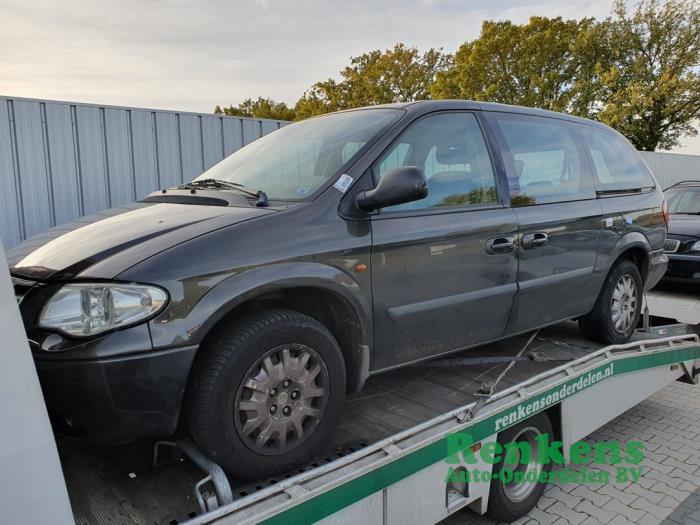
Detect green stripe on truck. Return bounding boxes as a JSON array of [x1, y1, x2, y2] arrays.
[[260, 345, 700, 525]]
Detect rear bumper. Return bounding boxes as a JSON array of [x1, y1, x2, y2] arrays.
[[662, 254, 700, 283], [35, 345, 197, 444], [645, 250, 669, 290]]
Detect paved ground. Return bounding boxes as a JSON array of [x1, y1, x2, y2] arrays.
[[446, 380, 700, 525]]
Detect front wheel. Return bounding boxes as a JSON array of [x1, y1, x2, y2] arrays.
[[579, 260, 643, 344], [187, 308, 346, 478]]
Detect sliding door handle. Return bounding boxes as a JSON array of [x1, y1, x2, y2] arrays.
[[522, 232, 548, 249], [486, 236, 515, 255]]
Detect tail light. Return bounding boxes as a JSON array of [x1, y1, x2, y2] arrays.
[[662, 200, 669, 227]]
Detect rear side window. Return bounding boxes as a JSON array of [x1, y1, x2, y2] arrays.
[[488, 113, 595, 206], [578, 125, 655, 192]]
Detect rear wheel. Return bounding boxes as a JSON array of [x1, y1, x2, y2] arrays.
[[187, 308, 346, 478], [486, 412, 554, 522], [579, 260, 643, 344]]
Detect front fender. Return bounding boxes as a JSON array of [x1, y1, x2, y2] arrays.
[[148, 262, 372, 352]]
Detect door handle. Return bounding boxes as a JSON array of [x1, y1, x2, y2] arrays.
[[486, 236, 515, 255], [522, 232, 548, 249]]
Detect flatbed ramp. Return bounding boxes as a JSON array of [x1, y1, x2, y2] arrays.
[[61, 321, 700, 525]]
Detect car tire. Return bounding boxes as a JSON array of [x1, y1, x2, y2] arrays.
[[187, 308, 346, 478], [579, 260, 643, 344], [486, 412, 554, 522]]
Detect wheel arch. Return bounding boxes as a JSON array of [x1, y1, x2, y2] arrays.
[[189, 263, 372, 395], [610, 233, 651, 284]]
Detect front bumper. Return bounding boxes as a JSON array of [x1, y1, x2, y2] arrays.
[[35, 345, 197, 444], [662, 254, 700, 283]]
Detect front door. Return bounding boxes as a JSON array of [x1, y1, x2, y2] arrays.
[[369, 111, 518, 371], [484, 112, 603, 335]]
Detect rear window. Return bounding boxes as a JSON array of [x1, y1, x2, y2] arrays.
[[665, 187, 700, 214], [578, 125, 655, 192]]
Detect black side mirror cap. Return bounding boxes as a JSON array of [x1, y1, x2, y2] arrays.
[[355, 166, 428, 212]]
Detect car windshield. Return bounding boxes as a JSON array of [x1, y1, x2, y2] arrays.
[[194, 109, 402, 200], [666, 187, 700, 214]]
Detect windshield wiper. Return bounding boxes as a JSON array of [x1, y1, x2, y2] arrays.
[[180, 179, 268, 207]]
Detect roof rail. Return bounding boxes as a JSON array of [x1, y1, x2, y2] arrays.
[[664, 180, 700, 191]]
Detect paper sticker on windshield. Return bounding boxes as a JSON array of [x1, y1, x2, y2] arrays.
[[334, 174, 353, 193]]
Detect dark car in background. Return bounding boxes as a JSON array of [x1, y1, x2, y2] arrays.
[[662, 181, 700, 283], [9, 100, 668, 479]]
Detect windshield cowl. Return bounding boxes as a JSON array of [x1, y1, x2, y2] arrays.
[[179, 179, 269, 206]]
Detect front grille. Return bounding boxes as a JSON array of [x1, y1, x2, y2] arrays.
[[664, 239, 681, 253], [11, 276, 35, 304]]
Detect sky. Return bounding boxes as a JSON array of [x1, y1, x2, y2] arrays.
[[1, 0, 699, 154]]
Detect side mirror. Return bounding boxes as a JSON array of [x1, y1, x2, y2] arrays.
[[355, 166, 428, 212]]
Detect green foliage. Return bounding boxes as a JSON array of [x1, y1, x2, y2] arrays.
[[294, 44, 452, 119], [589, 0, 700, 150], [215, 1, 700, 150], [433, 1, 700, 150], [214, 97, 296, 121], [432, 16, 595, 113]]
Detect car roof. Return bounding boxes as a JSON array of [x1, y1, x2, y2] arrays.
[[369, 99, 607, 128]]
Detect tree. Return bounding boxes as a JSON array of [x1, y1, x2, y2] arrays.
[[431, 16, 595, 113], [214, 1, 700, 149], [295, 44, 452, 119], [214, 97, 296, 121], [589, 0, 700, 151], [433, 2, 700, 151]]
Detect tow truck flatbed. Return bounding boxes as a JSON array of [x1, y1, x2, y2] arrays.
[[60, 318, 700, 525]]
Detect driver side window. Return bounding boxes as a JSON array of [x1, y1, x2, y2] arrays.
[[373, 112, 498, 212]]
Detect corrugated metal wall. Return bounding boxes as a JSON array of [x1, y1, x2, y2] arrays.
[[639, 151, 700, 189], [0, 96, 287, 249], [2, 95, 699, 251]]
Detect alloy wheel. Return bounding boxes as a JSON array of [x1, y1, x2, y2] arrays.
[[611, 274, 637, 333]]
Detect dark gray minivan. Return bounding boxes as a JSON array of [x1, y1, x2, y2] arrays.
[[9, 100, 668, 478]]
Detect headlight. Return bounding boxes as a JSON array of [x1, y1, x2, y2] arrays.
[[691, 240, 700, 252], [39, 283, 168, 337]]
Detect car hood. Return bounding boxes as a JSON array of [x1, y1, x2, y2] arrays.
[[668, 214, 700, 238], [8, 202, 275, 280]]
